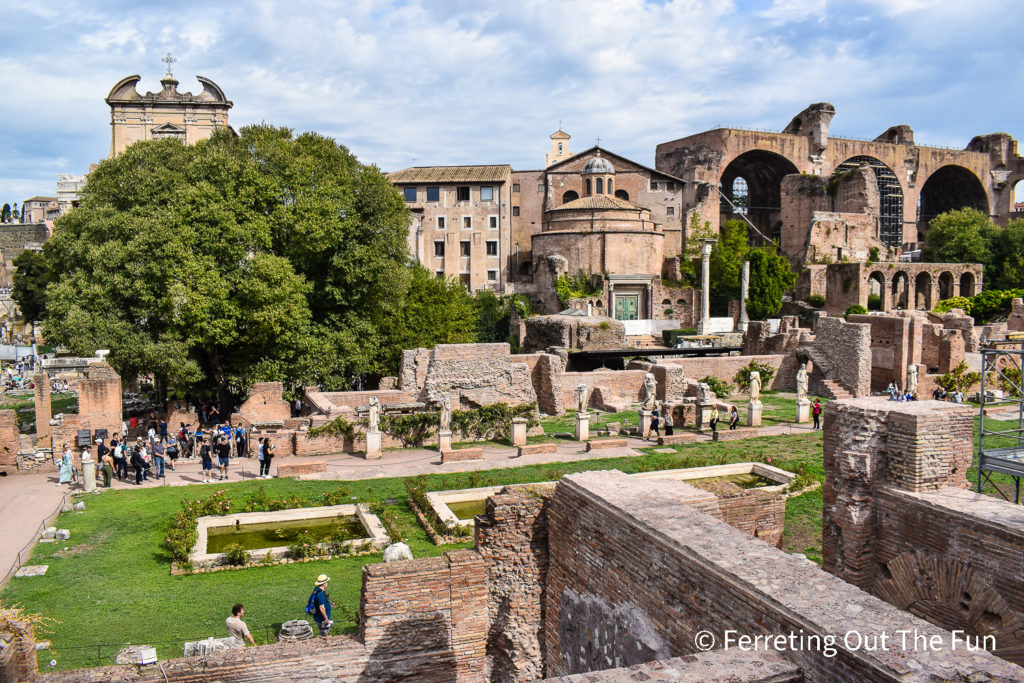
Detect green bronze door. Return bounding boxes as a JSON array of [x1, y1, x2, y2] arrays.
[[614, 294, 639, 320]]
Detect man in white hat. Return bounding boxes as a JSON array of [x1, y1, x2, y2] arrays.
[[309, 574, 333, 636]]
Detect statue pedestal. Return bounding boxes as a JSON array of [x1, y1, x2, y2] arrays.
[[795, 399, 811, 424], [747, 401, 762, 427], [511, 418, 527, 447], [696, 402, 715, 431], [638, 410, 653, 439], [365, 430, 382, 459], [438, 429, 452, 454], [81, 454, 96, 492], [575, 412, 590, 442]]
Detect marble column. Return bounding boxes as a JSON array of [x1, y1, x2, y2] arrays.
[[738, 260, 750, 333], [696, 238, 717, 334]]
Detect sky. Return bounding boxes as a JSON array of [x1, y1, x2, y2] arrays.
[[2, 0, 1023, 203]]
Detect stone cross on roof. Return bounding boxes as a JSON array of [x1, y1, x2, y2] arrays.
[[595, 136, 601, 146], [162, 52, 177, 77]]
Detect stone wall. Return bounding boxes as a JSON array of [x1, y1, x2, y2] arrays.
[[849, 312, 967, 392], [543, 469, 1022, 680], [808, 316, 871, 396], [420, 344, 538, 409], [559, 370, 646, 412], [659, 354, 786, 391], [0, 410, 20, 472], [823, 397, 1024, 665], [521, 314, 625, 353], [34, 373, 51, 445], [539, 649, 801, 682], [235, 382, 291, 426]]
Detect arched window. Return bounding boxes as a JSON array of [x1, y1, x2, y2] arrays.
[[608, 178, 613, 194], [732, 177, 749, 214], [586, 178, 592, 196], [558, 142, 563, 153], [562, 190, 579, 203], [615, 189, 629, 201], [596, 178, 604, 194]]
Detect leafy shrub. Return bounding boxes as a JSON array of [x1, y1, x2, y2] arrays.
[[663, 308, 674, 316], [805, 294, 826, 308], [554, 270, 602, 306], [968, 289, 1024, 322], [934, 296, 973, 315], [450, 402, 538, 441], [867, 293, 881, 311], [598, 321, 610, 330], [844, 305, 868, 318], [867, 246, 880, 263], [380, 412, 439, 446], [700, 375, 734, 398], [223, 543, 249, 567], [288, 533, 316, 559], [1000, 367, 1022, 398], [404, 476, 472, 538], [307, 417, 356, 439], [733, 360, 777, 391], [936, 361, 982, 394]]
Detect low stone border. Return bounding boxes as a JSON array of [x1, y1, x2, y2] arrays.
[[277, 461, 327, 477], [585, 438, 629, 451], [170, 543, 380, 575], [657, 433, 697, 445], [713, 428, 762, 441], [441, 447, 484, 463], [782, 480, 822, 500], [406, 497, 473, 546], [518, 442, 558, 456]]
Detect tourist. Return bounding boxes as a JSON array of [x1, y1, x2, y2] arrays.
[[262, 438, 275, 479], [217, 435, 231, 480], [953, 390, 964, 404], [95, 438, 109, 470], [159, 418, 169, 441], [649, 407, 660, 439], [199, 437, 214, 483], [308, 574, 333, 636], [57, 443, 73, 488], [165, 437, 178, 470], [256, 437, 265, 474], [152, 438, 166, 478], [112, 434, 128, 480], [933, 386, 948, 401], [130, 442, 147, 485], [226, 603, 255, 645], [663, 409, 674, 436], [729, 405, 739, 430], [887, 382, 899, 401], [121, 418, 129, 440], [99, 448, 114, 488], [235, 425, 248, 458], [709, 405, 720, 433], [293, 397, 302, 417]]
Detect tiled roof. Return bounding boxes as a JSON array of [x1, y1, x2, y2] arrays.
[[388, 165, 511, 184], [23, 196, 57, 203], [553, 195, 643, 211]]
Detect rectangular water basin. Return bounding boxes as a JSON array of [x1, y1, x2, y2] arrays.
[[189, 504, 389, 568]]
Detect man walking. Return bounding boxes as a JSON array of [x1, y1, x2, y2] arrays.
[[226, 604, 255, 645], [217, 435, 231, 480], [308, 574, 333, 636]]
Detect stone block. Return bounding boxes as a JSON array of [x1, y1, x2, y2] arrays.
[[364, 430, 382, 459], [73, 501, 85, 511], [276, 462, 327, 477], [795, 400, 810, 423], [575, 412, 590, 442], [713, 428, 760, 441], [438, 429, 452, 454], [519, 442, 559, 456], [183, 636, 242, 658], [511, 417, 528, 446], [656, 433, 696, 445], [585, 438, 628, 451], [14, 565, 47, 577], [277, 619, 315, 642], [441, 447, 483, 463], [638, 409, 651, 439], [747, 401, 762, 427], [55, 529, 70, 541]]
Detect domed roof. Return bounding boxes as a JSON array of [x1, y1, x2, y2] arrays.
[[581, 154, 615, 175]]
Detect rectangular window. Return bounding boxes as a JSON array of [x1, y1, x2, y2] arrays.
[[512, 206, 520, 216], [650, 181, 659, 191], [487, 269, 497, 281], [512, 183, 520, 192], [435, 270, 445, 278], [480, 186, 493, 201], [460, 240, 471, 256], [666, 206, 675, 215], [463, 215, 472, 229], [433, 241, 445, 257], [460, 273, 471, 286], [437, 216, 446, 229], [488, 215, 498, 229], [457, 186, 470, 201], [667, 182, 676, 191], [426, 186, 440, 202], [486, 240, 498, 256], [403, 187, 417, 201]]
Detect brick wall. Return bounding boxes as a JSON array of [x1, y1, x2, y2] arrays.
[[809, 316, 871, 396], [475, 489, 550, 681], [659, 355, 786, 391], [235, 382, 291, 425], [543, 470, 1022, 680], [560, 370, 646, 412], [422, 343, 538, 409], [360, 549, 487, 681], [710, 486, 785, 547], [34, 373, 51, 444], [0, 410, 19, 471], [76, 362, 122, 442]]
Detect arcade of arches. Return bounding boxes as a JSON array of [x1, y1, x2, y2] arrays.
[[818, 262, 983, 316]]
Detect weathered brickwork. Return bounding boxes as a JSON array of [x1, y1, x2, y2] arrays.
[[659, 355, 786, 391], [235, 382, 291, 426], [850, 312, 969, 393], [475, 491, 550, 681], [0, 620, 36, 683], [419, 344, 538, 409], [275, 461, 326, 477], [540, 649, 801, 682], [559, 370, 645, 412], [0, 410, 20, 472], [521, 315, 625, 353], [33, 373, 51, 445], [442, 447, 484, 463], [544, 470, 1022, 680], [808, 316, 871, 397]]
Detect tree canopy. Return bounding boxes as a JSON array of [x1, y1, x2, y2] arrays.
[[923, 208, 1024, 290], [11, 250, 52, 321], [746, 245, 797, 320], [42, 125, 466, 406]]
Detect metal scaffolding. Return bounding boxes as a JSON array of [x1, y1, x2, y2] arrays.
[[976, 335, 1024, 502]]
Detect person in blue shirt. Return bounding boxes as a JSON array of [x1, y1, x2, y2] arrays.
[[310, 574, 333, 636]]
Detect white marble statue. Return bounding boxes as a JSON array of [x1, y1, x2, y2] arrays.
[[749, 371, 761, 403], [642, 373, 657, 410], [697, 381, 715, 403], [906, 364, 918, 396], [368, 396, 380, 433], [796, 362, 808, 402], [574, 383, 588, 413], [438, 393, 452, 432]]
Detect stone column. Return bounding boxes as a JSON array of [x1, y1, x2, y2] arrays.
[[34, 373, 51, 446], [638, 410, 652, 439], [795, 401, 811, 423], [695, 402, 713, 431], [81, 453, 97, 492], [738, 260, 750, 333], [696, 238, 717, 335], [747, 401, 762, 427], [365, 430, 382, 459], [575, 412, 590, 442], [438, 429, 452, 454], [511, 418, 527, 447]]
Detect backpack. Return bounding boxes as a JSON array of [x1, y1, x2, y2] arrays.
[[305, 588, 319, 615]]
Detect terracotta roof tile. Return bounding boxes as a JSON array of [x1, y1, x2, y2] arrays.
[[553, 195, 642, 211], [388, 165, 511, 184]]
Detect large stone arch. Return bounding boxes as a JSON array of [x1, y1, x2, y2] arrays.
[[891, 270, 910, 309], [835, 156, 905, 249], [960, 271, 978, 298], [914, 271, 932, 310], [938, 271, 956, 301], [867, 270, 887, 310], [874, 550, 1024, 664], [917, 165, 990, 240], [719, 150, 799, 244]]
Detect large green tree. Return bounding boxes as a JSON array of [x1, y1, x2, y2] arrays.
[[746, 245, 797, 320], [11, 250, 52, 321], [923, 208, 994, 268], [988, 218, 1024, 290], [43, 125, 421, 406], [708, 219, 750, 315]]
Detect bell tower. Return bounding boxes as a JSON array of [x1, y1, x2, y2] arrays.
[[546, 126, 572, 167]]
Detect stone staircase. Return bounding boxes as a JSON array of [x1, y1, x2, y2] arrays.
[[819, 379, 854, 400]]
